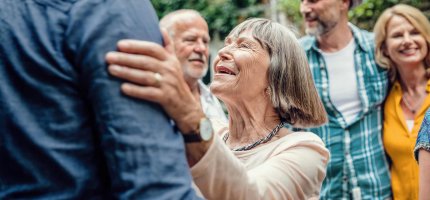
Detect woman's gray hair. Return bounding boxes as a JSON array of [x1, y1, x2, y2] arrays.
[[227, 18, 327, 127]]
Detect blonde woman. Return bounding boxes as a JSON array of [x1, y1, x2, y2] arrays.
[[374, 4, 430, 200]]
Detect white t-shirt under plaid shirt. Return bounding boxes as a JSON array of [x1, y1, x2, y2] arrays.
[[300, 23, 392, 200]]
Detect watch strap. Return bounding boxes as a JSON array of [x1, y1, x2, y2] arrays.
[[182, 133, 203, 143]]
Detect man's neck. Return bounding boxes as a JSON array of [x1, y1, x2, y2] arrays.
[[317, 21, 353, 53], [186, 78, 201, 101]]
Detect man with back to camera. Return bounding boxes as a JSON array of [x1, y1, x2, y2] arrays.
[[159, 9, 227, 121], [299, 0, 391, 199], [0, 1, 200, 199]]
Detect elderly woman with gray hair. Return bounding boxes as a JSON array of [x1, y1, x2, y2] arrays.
[[106, 18, 329, 199]]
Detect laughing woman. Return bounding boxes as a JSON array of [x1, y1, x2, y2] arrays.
[[106, 18, 329, 199], [374, 4, 430, 200]]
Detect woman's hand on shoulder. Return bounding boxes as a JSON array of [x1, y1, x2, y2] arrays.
[[105, 29, 203, 133]]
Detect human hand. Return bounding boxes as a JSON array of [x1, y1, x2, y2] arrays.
[[106, 30, 205, 134]]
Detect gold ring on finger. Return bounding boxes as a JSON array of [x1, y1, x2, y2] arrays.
[[154, 72, 162, 86]]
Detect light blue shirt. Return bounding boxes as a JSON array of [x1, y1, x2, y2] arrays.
[[199, 80, 227, 122]]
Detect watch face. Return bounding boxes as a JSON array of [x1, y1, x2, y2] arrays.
[[200, 118, 213, 141]]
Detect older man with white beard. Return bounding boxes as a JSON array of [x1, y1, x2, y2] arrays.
[[160, 10, 226, 122], [299, 0, 392, 199]]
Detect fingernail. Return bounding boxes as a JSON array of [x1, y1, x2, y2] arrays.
[[121, 83, 133, 94], [118, 40, 130, 48], [106, 52, 117, 62], [109, 65, 122, 73]]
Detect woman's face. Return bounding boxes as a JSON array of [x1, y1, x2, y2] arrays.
[[384, 15, 428, 68], [210, 30, 271, 101]]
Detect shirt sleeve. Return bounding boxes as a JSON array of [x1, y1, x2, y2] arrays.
[[64, 0, 198, 199], [415, 109, 430, 162], [191, 133, 329, 200]]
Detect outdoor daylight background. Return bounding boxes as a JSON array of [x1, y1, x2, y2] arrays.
[[152, 0, 430, 39], [151, 0, 430, 84]]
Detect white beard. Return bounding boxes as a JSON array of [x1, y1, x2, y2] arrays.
[[185, 66, 208, 80]]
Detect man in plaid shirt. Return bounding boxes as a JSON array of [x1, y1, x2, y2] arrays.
[[299, 0, 392, 199]]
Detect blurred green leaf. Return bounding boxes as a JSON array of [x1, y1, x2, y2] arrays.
[[151, 0, 430, 38], [151, 0, 263, 39], [279, 0, 430, 34]]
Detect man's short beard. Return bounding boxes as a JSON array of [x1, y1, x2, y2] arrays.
[[305, 20, 335, 37], [305, 24, 325, 37]]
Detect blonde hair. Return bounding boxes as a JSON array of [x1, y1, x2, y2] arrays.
[[227, 18, 327, 127], [374, 4, 430, 83]]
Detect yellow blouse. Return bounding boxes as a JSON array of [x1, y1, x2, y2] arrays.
[[383, 80, 430, 200]]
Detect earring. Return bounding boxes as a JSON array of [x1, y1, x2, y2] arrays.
[[265, 87, 271, 96]]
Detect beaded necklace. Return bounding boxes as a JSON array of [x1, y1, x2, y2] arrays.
[[222, 121, 285, 151]]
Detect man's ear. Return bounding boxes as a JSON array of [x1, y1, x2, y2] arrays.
[[161, 28, 175, 53], [342, 0, 350, 11]]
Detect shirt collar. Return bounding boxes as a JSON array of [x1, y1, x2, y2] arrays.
[[198, 80, 212, 101], [392, 81, 401, 91]]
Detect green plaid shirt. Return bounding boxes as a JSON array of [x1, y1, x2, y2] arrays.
[[300, 23, 392, 200]]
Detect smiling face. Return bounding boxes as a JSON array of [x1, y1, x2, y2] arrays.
[[172, 15, 210, 83], [210, 30, 270, 101], [384, 15, 428, 68], [300, 0, 346, 36]]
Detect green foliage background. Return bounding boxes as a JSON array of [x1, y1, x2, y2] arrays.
[[152, 0, 430, 38], [151, 0, 264, 39]]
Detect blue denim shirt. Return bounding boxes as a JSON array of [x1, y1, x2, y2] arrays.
[[415, 108, 430, 161], [0, 0, 198, 199]]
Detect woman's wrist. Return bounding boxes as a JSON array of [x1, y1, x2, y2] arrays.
[[185, 136, 214, 167], [176, 108, 206, 135]]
